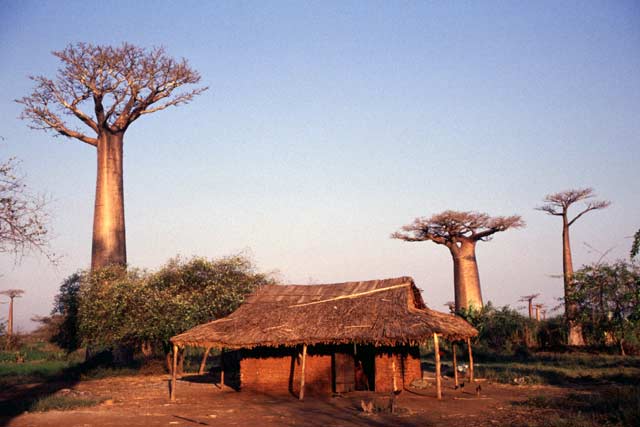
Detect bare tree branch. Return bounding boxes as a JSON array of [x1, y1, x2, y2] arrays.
[[391, 210, 524, 245], [0, 156, 55, 263], [537, 188, 610, 226], [16, 42, 208, 139]]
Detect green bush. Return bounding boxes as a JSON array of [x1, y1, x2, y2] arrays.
[[74, 254, 273, 357], [457, 302, 537, 353]]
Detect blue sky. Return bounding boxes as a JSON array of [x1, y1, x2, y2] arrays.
[[0, 1, 638, 330]]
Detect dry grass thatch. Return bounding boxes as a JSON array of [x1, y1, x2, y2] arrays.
[[171, 276, 477, 349]]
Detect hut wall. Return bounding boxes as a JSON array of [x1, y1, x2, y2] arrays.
[[374, 348, 422, 392], [240, 353, 332, 396]]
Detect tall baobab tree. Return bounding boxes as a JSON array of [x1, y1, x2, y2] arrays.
[[392, 211, 524, 311], [17, 43, 207, 270], [537, 188, 610, 345], [519, 294, 540, 319], [0, 289, 24, 336]]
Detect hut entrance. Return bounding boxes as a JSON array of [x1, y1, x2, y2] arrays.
[[355, 346, 375, 391], [333, 347, 375, 393], [334, 352, 355, 393]]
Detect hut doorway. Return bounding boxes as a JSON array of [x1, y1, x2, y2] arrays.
[[355, 346, 375, 391], [333, 352, 355, 393]]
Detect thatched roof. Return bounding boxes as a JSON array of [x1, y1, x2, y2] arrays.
[[171, 277, 477, 349]]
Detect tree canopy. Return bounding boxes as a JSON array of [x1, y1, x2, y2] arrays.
[[71, 255, 273, 351], [17, 42, 207, 143], [391, 210, 524, 246], [537, 188, 610, 225]]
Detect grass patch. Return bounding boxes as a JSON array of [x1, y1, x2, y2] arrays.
[[30, 394, 107, 412], [518, 386, 640, 426], [0, 360, 73, 387]]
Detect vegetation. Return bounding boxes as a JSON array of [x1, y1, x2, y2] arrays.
[[537, 188, 611, 346], [392, 210, 524, 310], [0, 155, 52, 261], [632, 228, 640, 260], [17, 42, 207, 269], [44, 254, 274, 361], [30, 394, 108, 412], [519, 386, 640, 427], [457, 302, 536, 353], [569, 260, 640, 355]]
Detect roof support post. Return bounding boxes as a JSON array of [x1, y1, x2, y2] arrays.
[[434, 333, 442, 400], [219, 348, 225, 391], [467, 338, 474, 383], [199, 346, 212, 375], [170, 344, 178, 401], [391, 357, 398, 392], [299, 344, 307, 401], [452, 341, 459, 388]]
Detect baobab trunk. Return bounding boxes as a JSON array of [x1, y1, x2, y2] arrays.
[[91, 132, 126, 270], [562, 221, 584, 345], [7, 297, 13, 336], [451, 242, 483, 311]]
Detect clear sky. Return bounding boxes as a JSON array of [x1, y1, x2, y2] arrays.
[[0, 1, 638, 331]]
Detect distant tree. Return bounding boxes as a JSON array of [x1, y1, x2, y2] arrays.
[[537, 188, 610, 345], [392, 210, 524, 310], [0, 155, 51, 261], [0, 289, 25, 337], [569, 260, 640, 355], [519, 294, 540, 319], [631, 229, 640, 260], [50, 272, 82, 351], [17, 43, 207, 270]]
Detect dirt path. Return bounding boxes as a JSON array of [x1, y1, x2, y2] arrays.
[[2, 375, 569, 427]]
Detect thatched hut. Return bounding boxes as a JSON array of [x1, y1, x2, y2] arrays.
[[170, 276, 477, 400]]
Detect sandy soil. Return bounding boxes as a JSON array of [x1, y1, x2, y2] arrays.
[[1, 375, 570, 427]]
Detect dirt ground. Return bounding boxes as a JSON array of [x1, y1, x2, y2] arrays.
[[1, 375, 572, 427]]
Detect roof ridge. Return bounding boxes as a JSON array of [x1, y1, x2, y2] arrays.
[[287, 283, 411, 308]]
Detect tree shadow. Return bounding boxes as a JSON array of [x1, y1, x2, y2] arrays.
[[0, 351, 130, 422]]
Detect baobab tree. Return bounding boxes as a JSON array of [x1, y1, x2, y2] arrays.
[[537, 188, 610, 346], [519, 294, 540, 319], [392, 211, 524, 311], [17, 43, 207, 270], [0, 289, 24, 337]]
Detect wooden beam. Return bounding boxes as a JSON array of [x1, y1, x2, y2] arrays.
[[467, 338, 474, 383], [391, 357, 398, 392], [299, 344, 307, 400], [219, 349, 225, 391], [199, 346, 212, 375], [434, 333, 442, 400], [452, 341, 459, 388], [170, 344, 178, 401]]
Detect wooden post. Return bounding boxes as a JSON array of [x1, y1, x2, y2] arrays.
[[219, 349, 225, 391], [299, 344, 307, 400], [467, 338, 474, 382], [391, 357, 398, 392], [170, 344, 178, 401], [434, 333, 442, 400], [199, 346, 212, 375], [452, 341, 459, 387]]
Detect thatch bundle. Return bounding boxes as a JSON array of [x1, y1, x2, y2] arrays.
[[171, 277, 477, 349]]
